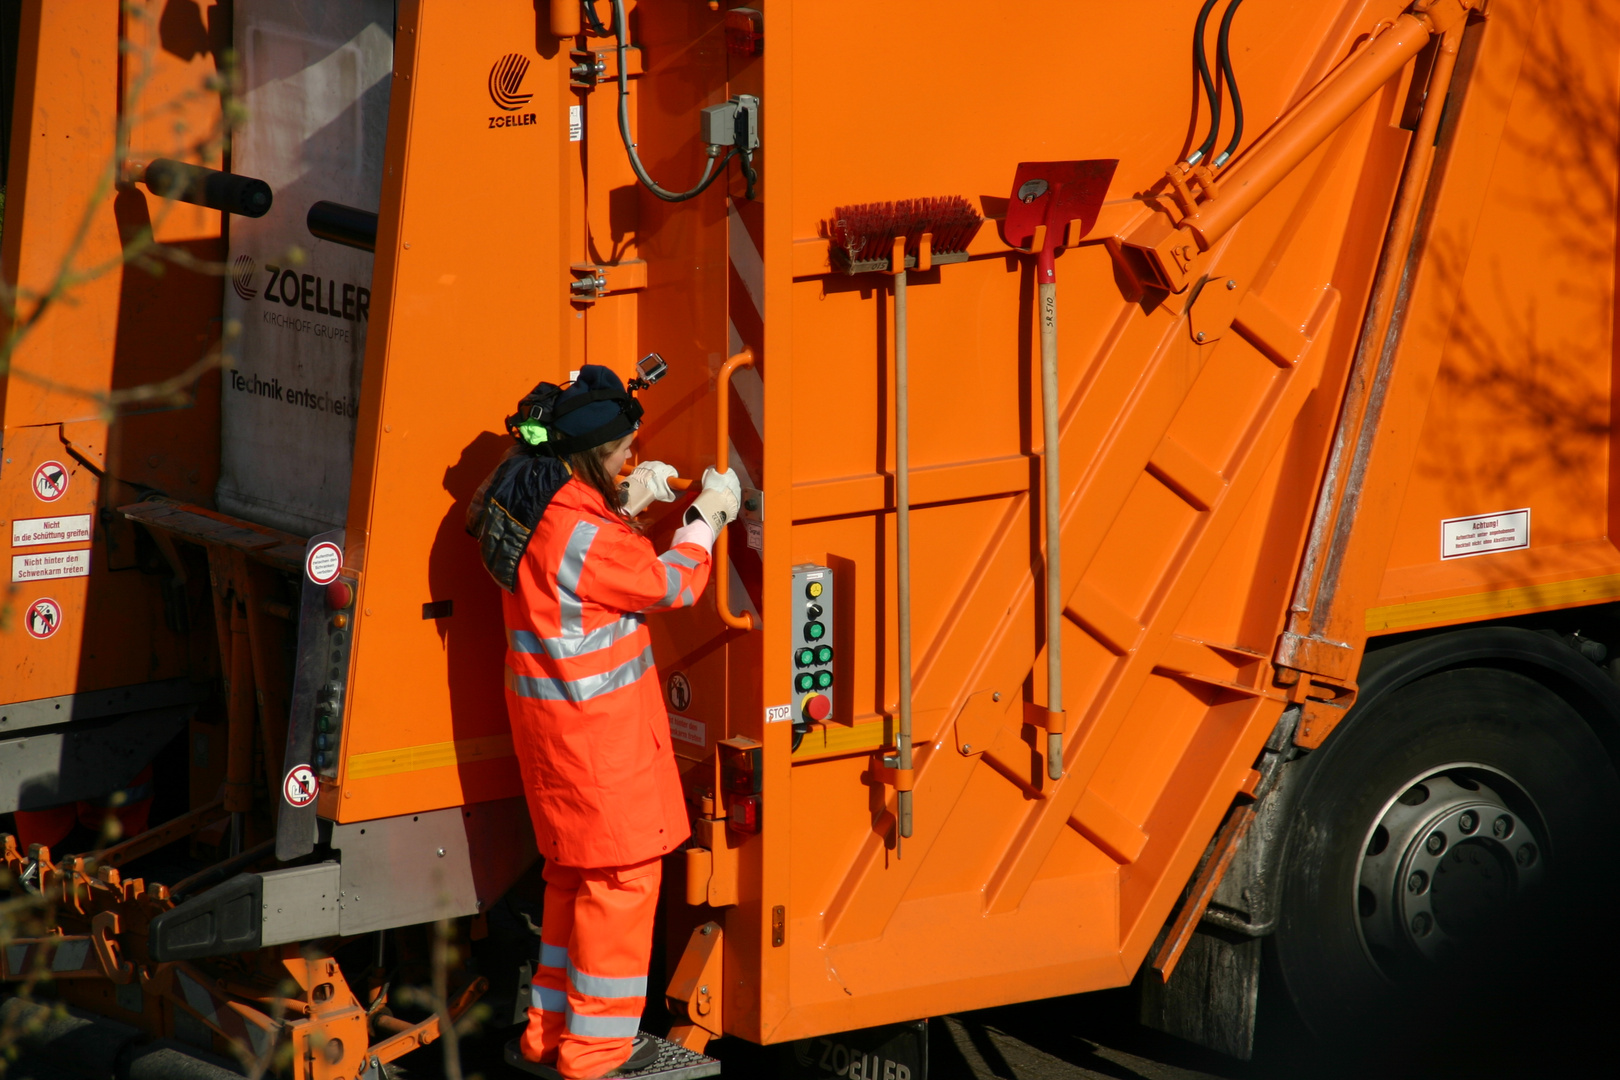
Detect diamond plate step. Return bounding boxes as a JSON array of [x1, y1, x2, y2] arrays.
[[504, 1036, 721, 1079]]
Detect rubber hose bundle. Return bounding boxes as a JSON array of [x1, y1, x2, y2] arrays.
[[1190, 0, 1248, 167]]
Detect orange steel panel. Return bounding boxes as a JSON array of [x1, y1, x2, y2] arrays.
[[1, 0, 223, 706], [1374, 0, 1620, 621]]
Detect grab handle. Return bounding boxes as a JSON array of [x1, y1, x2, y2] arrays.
[[715, 349, 756, 631]]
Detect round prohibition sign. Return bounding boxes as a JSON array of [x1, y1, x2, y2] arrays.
[[283, 765, 319, 807], [667, 671, 693, 712], [33, 461, 68, 502], [25, 597, 63, 640], [305, 541, 343, 585]]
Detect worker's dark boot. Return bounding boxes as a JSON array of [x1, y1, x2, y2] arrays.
[[602, 1034, 660, 1076], [504, 1035, 661, 1079]]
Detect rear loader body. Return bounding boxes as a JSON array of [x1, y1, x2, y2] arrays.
[[2, 0, 1618, 1073]]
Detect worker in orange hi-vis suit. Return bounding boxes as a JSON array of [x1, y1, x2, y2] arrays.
[[470, 365, 740, 1080]]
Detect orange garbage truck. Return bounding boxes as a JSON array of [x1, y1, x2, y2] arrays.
[[2, 0, 1618, 1074]]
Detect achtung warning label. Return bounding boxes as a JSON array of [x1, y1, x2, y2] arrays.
[[1441, 508, 1530, 560], [13, 515, 92, 547], [13, 548, 91, 582]]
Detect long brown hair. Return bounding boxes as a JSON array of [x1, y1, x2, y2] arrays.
[[565, 441, 637, 527]]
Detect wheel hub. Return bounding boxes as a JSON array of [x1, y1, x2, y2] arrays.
[[1357, 770, 1545, 972]]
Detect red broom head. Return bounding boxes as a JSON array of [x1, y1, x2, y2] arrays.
[[823, 195, 983, 270]]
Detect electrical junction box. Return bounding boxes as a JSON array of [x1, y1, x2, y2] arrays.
[[790, 564, 835, 727]]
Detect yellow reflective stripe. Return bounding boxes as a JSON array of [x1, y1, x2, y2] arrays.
[[345, 733, 515, 780], [1366, 573, 1620, 632]]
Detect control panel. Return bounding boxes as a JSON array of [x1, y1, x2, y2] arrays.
[[790, 564, 835, 730]]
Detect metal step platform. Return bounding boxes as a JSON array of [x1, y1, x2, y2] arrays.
[[504, 1036, 721, 1079]]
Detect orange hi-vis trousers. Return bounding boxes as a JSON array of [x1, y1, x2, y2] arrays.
[[522, 857, 661, 1079]]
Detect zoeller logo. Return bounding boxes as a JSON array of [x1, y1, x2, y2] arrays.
[[488, 53, 533, 111], [232, 254, 258, 300]]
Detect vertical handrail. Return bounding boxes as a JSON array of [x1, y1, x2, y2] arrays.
[[715, 349, 756, 631]]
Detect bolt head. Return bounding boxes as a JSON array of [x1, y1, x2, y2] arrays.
[[1516, 843, 1538, 867], [1195, 331, 1207, 342], [1407, 870, 1428, 894], [1493, 815, 1514, 838], [963, 744, 973, 753], [1226, 279, 1237, 290], [1459, 810, 1478, 834], [1411, 911, 1433, 937], [437, 847, 446, 857], [1426, 832, 1446, 855]]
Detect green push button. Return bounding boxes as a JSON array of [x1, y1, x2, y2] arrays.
[[318, 714, 333, 733], [816, 645, 833, 665], [795, 673, 814, 693], [816, 670, 833, 689], [797, 648, 815, 667], [805, 621, 825, 641]]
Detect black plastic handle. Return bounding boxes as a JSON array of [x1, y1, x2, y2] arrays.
[[142, 159, 273, 218], [307, 200, 379, 253]]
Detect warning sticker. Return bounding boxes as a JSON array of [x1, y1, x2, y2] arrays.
[[283, 765, 319, 807], [765, 703, 793, 724], [305, 541, 343, 584], [24, 597, 62, 640], [13, 514, 92, 548], [32, 461, 68, 503], [1441, 508, 1530, 560], [669, 714, 707, 746], [666, 671, 692, 712], [13, 549, 91, 583]]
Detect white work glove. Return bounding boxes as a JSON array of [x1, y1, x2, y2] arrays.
[[619, 460, 679, 516], [684, 466, 742, 534]]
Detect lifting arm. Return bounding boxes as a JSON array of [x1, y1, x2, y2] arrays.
[[1122, 0, 1481, 292]]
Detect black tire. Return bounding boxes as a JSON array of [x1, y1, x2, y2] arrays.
[[1271, 666, 1620, 1046]]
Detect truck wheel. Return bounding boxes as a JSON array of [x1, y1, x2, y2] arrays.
[[1271, 665, 1620, 1038]]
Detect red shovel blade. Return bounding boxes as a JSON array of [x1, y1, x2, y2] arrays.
[[1004, 160, 1119, 280]]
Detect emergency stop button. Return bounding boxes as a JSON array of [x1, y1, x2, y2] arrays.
[[801, 692, 832, 723]]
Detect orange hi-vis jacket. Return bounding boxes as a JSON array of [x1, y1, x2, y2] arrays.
[[503, 477, 711, 868]]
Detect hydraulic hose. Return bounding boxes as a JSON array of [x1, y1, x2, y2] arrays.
[[1188, 0, 1224, 165], [611, 0, 735, 202], [581, 0, 615, 37], [1213, 0, 1249, 166]]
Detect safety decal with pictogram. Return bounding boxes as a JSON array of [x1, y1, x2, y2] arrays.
[[32, 461, 68, 503], [283, 765, 319, 807], [25, 597, 63, 640]]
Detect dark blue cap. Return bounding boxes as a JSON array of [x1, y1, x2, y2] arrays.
[[549, 365, 641, 452]]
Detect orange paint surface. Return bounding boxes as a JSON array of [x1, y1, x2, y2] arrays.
[[5, 0, 1616, 1051]]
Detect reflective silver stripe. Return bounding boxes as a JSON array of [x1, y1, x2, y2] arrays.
[[540, 943, 567, 969], [506, 647, 654, 703], [679, 587, 694, 607], [531, 985, 568, 1013], [509, 629, 545, 654], [661, 549, 701, 571], [567, 959, 648, 1000], [565, 1011, 642, 1038], [510, 617, 644, 660], [557, 520, 599, 641], [657, 563, 682, 607]]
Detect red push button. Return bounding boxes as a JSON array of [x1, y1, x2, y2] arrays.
[[326, 580, 354, 610], [801, 692, 832, 723]]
